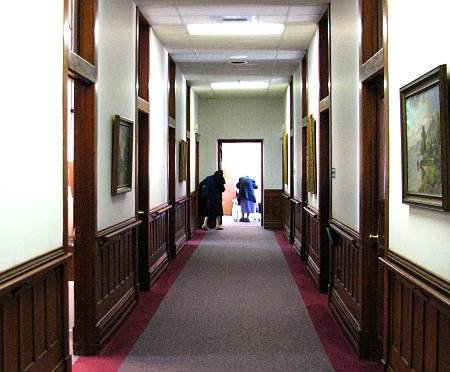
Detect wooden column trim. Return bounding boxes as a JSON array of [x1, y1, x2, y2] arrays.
[[69, 51, 97, 83]]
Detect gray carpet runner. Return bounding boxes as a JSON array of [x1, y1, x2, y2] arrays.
[[120, 223, 333, 371]]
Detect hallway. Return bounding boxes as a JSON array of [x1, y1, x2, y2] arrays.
[[73, 223, 379, 372]]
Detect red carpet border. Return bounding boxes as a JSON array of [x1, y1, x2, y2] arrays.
[[72, 231, 207, 372], [274, 230, 381, 372]]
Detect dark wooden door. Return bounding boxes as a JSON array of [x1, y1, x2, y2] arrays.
[[137, 111, 150, 290]]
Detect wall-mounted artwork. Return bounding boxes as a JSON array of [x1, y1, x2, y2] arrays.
[[282, 131, 288, 185], [179, 139, 188, 182], [400, 65, 449, 210], [111, 115, 134, 196], [307, 115, 317, 194]]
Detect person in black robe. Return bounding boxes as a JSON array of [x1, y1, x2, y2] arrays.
[[199, 170, 225, 230]]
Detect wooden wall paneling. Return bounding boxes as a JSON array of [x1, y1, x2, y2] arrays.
[[147, 204, 171, 284], [329, 219, 363, 354], [305, 205, 320, 286], [94, 219, 140, 349], [282, 193, 291, 241], [0, 252, 71, 371], [293, 199, 302, 256], [190, 192, 199, 235], [175, 197, 188, 253], [263, 189, 283, 229], [381, 254, 450, 372]]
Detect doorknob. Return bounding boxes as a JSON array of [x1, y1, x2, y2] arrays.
[[138, 210, 145, 216], [369, 234, 379, 240]]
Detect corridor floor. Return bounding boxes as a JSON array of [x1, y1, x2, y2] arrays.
[[73, 221, 380, 372]]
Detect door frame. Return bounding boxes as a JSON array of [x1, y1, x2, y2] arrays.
[[217, 139, 264, 224]]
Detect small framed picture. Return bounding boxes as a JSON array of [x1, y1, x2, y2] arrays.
[[400, 65, 449, 210], [111, 115, 134, 196]]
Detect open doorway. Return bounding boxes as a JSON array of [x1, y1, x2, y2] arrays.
[[218, 140, 263, 225]]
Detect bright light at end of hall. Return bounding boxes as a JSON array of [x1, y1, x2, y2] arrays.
[[211, 81, 269, 90], [187, 23, 284, 36]]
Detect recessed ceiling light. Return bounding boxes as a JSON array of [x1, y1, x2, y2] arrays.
[[228, 55, 248, 60], [187, 23, 284, 36], [211, 81, 269, 90]]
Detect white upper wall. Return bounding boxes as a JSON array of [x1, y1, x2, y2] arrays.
[[149, 30, 169, 208], [198, 97, 283, 189], [388, 0, 450, 280], [175, 66, 187, 198], [97, 0, 136, 230], [293, 66, 302, 199], [330, 0, 360, 231], [307, 27, 319, 209], [0, 1, 64, 271]]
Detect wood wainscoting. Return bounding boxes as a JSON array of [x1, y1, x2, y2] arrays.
[[380, 253, 449, 372], [174, 197, 188, 254], [329, 219, 362, 354], [263, 189, 283, 229], [304, 205, 320, 286], [282, 193, 292, 242], [0, 249, 71, 371], [189, 191, 199, 237], [292, 199, 303, 257], [93, 218, 141, 352], [147, 204, 171, 285]]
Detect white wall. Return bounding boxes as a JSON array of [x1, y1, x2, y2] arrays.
[[149, 30, 169, 208], [190, 90, 198, 192], [388, 0, 450, 280], [330, 0, 360, 230], [97, 0, 136, 230], [293, 66, 303, 199], [0, 1, 64, 272], [198, 97, 283, 189], [307, 28, 320, 209], [175, 67, 187, 198]]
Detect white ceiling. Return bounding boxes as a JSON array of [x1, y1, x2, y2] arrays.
[[135, 0, 327, 97]]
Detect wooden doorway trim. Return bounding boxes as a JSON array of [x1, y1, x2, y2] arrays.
[[358, 0, 389, 361], [217, 139, 264, 225], [65, 0, 99, 356]]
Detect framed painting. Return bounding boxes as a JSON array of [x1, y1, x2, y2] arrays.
[[306, 115, 317, 194], [400, 65, 449, 210], [111, 115, 134, 196], [179, 139, 188, 182]]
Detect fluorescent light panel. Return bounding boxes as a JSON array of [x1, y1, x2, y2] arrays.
[[187, 23, 284, 36], [211, 81, 269, 90]]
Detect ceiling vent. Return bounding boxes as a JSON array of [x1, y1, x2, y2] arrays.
[[213, 16, 258, 23], [228, 60, 248, 65]]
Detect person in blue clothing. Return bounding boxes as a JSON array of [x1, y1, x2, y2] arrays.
[[199, 170, 225, 230], [236, 176, 258, 222]]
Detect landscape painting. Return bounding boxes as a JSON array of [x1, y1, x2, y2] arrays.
[[400, 64, 449, 210], [405, 84, 441, 196]]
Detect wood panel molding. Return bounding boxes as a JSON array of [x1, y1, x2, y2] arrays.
[[0, 248, 66, 288], [68, 51, 97, 83], [137, 97, 150, 114], [329, 218, 362, 354], [319, 95, 330, 113], [0, 253, 71, 371], [83, 218, 140, 354], [360, 48, 384, 83], [380, 254, 449, 371], [263, 189, 283, 229], [304, 206, 320, 286], [175, 197, 188, 253]]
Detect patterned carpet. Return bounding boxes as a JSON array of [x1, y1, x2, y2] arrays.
[[73, 221, 381, 372]]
